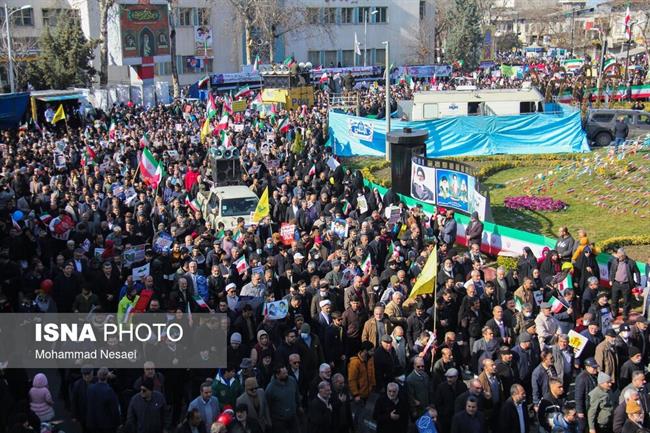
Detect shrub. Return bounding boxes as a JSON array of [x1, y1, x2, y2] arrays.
[[497, 255, 518, 272], [595, 236, 650, 254]]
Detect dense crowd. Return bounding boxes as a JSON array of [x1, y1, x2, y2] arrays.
[[0, 81, 648, 433]]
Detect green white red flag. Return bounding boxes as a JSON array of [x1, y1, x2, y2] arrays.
[[139, 148, 164, 190]]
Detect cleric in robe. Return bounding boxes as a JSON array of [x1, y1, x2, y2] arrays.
[[412, 166, 434, 202]]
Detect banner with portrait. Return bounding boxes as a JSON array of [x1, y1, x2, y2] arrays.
[[410, 160, 436, 204], [194, 25, 213, 57], [119, 4, 170, 62]]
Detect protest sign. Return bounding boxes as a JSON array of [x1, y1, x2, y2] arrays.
[[263, 299, 289, 320], [132, 263, 150, 281], [153, 232, 174, 254], [280, 223, 295, 246], [568, 330, 588, 358], [123, 244, 146, 267]]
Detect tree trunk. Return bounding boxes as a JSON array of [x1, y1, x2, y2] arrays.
[[269, 36, 275, 63], [99, 0, 113, 88], [168, 2, 180, 98], [245, 18, 254, 65]]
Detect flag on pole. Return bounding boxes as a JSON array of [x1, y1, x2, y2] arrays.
[[139, 148, 164, 189], [514, 295, 524, 312], [354, 32, 361, 56], [51, 104, 66, 124], [206, 92, 218, 119], [388, 241, 395, 257], [200, 118, 213, 143], [216, 112, 229, 131], [193, 295, 210, 311], [235, 86, 252, 99], [252, 55, 259, 71], [233, 230, 243, 245], [198, 75, 210, 88], [548, 296, 567, 313], [624, 5, 631, 39], [185, 196, 201, 213], [253, 92, 263, 104], [80, 145, 96, 167], [283, 56, 296, 67], [234, 256, 248, 274], [308, 164, 316, 176], [220, 129, 230, 148], [362, 254, 372, 275], [252, 187, 269, 223], [603, 58, 617, 73], [139, 132, 150, 148], [277, 117, 290, 133], [408, 247, 437, 299], [342, 200, 350, 215], [223, 96, 233, 115], [108, 120, 117, 140]]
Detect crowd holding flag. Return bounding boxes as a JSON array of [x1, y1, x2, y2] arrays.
[[51, 104, 66, 124], [138, 148, 165, 190], [251, 187, 270, 223], [139, 132, 150, 148]]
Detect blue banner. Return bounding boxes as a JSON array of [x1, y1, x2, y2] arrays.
[[328, 110, 589, 158]]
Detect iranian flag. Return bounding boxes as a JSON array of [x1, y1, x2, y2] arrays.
[[319, 73, 328, 84], [624, 6, 631, 39], [235, 86, 252, 99], [561, 59, 584, 72], [342, 200, 350, 215], [39, 212, 53, 226], [548, 296, 567, 314], [185, 196, 201, 213], [193, 295, 210, 311], [283, 56, 296, 67], [216, 112, 229, 131], [388, 241, 396, 257], [308, 164, 316, 176], [198, 75, 210, 88], [603, 58, 617, 73], [206, 92, 218, 119], [233, 230, 243, 244], [514, 295, 524, 312], [220, 130, 231, 148], [223, 96, 233, 115], [108, 121, 117, 140], [139, 132, 150, 148], [215, 228, 225, 240], [253, 92, 262, 104], [80, 145, 96, 167], [277, 117, 290, 133], [234, 256, 248, 275], [139, 148, 164, 189], [362, 254, 372, 275]]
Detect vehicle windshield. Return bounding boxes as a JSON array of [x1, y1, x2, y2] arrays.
[[221, 197, 259, 217]]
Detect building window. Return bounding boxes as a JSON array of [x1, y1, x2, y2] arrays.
[[323, 50, 337, 67], [419, 1, 426, 20], [341, 7, 354, 24], [155, 62, 172, 76], [306, 8, 319, 25], [12, 7, 34, 26], [196, 8, 209, 25], [358, 7, 370, 24], [308, 50, 320, 66], [374, 48, 386, 65], [181, 56, 212, 74], [374, 7, 388, 23], [322, 8, 336, 24], [178, 8, 193, 26], [342, 50, 355, 67], [42, 9, 64, 27]]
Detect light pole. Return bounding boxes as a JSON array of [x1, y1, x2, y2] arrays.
[[383, 40, 390, 161], [4, 4, 31, 93], [363, 9, 378, 67]]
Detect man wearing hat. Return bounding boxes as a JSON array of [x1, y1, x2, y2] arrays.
[[576, 358, 600, 432], [512, 333, 534, 397], [621, 399, 645, 433], [535, 302, 560, 350], [495, 346, 518, 393], [374, 334, 400, 392], [596, 329, 621, 385], [434, 368, 468, 433], [126, 377, 167, 433], [587, 372, 615, 433], [619, 347, 644, 391]]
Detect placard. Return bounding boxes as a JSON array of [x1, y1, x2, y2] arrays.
[[124, 244, 146, 267], [132, 263, 150, 281], [153, 232, 174, 254], [194, 25, 213, 57], [280, 223, 295, 246], [568, 329, 588, 358]]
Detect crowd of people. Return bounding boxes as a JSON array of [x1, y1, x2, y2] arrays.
[[0, 74, 648, 433]]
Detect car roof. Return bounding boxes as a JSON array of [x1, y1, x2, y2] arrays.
[[210, 185, 259, 199]]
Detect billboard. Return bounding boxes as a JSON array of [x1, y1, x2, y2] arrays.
[[410, 157, 487, 219], [194, 25, 213, 57], [119, 4, 170, 62]]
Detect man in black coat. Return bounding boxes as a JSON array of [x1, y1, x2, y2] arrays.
[[406, 302, 432, 353], [374, 335, 399, 392], [307, 381, 334, 433], [609, 248, 641, 320], [499, 384, 529, 433], [373, 382, 409, 433], [229, 404, 263, 433], [433, 368, 468, 433], [575, 358, 599, 433], [451, 396, 486, 433]]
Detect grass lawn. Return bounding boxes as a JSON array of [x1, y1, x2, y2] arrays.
[[345, 148, 650, 261]]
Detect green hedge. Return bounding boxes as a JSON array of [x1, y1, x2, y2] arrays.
[[595, 235, 650, 254]]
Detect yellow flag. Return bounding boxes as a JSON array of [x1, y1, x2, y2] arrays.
[[200, 118, 212, 143], [51, 104, 66, 123], [252, 187, 269, 223], [408, 246, 437, 299]]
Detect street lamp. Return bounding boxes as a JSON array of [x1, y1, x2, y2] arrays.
[[4, 4, 31, 93], [363, 9, 378, 67], [382, 40, 390, 161]]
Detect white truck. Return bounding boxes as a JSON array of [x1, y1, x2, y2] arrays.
[[198, 185, 260, 229]]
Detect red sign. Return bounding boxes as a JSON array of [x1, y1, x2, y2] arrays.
[[120, 4, 170, 62]]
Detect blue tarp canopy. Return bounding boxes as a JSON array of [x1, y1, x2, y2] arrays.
[[329, 110, 590, 157]]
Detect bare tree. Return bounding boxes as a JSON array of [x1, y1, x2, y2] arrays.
[[226, 0, 257, 65], [98, 0, 115, 88], [434, 1, 452, 61], [408, 17, 436, 65]]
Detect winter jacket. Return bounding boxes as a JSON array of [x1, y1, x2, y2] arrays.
[[347, 355, 375, 399], [29, 373, 55, 422], [211, 373, 243, 408], [265, 375, 300, 421]]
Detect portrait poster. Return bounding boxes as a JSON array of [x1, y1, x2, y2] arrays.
[[436, 169, 470, 212], [120, 4, 170, 61], [331, 218, 349, 239], [194, 25, 213, 57], [410, 161, 436, 204]]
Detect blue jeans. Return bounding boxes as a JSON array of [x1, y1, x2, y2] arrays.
[[614, 137, 625, 151]]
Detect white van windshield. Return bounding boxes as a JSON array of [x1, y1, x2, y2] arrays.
[[221, 197, 259, 217]]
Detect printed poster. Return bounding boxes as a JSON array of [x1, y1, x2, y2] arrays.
[[436, 169, 470, 212], [280, 223, 295, 246], [411, 161, 436, 203], [194, 25, 213, 57]]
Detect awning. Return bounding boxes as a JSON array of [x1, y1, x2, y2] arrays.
[[35, 94, 85, 102]]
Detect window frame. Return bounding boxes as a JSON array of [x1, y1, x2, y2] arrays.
[[12, 7, 34, 26], [178, 8, 193, 27]]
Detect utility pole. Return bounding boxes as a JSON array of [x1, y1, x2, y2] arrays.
[[383, 40, 390, 161]]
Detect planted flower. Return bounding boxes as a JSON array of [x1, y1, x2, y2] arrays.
[[504, 196, 567, 212]]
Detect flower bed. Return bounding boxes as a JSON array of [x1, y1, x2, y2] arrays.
[[504, 195, 567, 212]]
